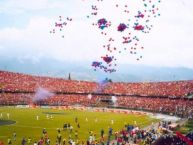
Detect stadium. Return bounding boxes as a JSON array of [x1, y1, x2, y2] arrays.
[[1, 0, 193, 145], [0, 71, 193, 145]]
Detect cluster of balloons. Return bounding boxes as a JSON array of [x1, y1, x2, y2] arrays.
[[50, 16, 72, 38], [97, 18, 111, 30], [92, 60, 116, 73], [117, 23, 128, 32], [50, 0, 161, 73], [87, 0, 161, 73]]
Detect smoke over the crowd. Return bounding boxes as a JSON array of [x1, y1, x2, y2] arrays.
[[87, 94, 92, 100], [111, 96, 117, 103], [96, 78, 112, 93], [33, 87, 54, 102]]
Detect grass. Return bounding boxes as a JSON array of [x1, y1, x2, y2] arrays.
[[0, 107, 158, 144], [176, 119, 193, 134]]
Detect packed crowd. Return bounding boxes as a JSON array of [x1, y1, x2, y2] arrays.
[[0, 71, 193, 117], [1, 71, 193, 97], [0, 93, 192, 118], [117, 96, 193, 118]]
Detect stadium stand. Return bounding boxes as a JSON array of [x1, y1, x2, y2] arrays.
[[0, 70, 193, 118]]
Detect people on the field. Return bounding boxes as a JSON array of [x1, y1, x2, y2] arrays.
[[37, 137, 44, 145], [43, 128, 47, 135], [75, 117, 78, 123], [57, 132, 62, 145], [101, 129, 104, 138], [7, 113, 10, 119], [62, 138, 66, 145], [12, 132, 16, 141], [77, 123, 80, 128], [27, 137, 32, 145], [75, 130, 78, 139], [21, 137, 26, 145], [69, 125, 73, 133], [45, 137, 50, 145], [7, 137, 11, 145]]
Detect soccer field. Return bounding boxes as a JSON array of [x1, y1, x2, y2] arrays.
[[0, 107, 158, 144]]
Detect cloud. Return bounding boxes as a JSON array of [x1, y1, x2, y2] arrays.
[[0, 0, 75, 15], [0, 16, 105, 62], [0, 0, 47, 15]]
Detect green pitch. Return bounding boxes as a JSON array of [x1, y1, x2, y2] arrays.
[[176, 120, 193, 134], [0, 107, 158, 144]]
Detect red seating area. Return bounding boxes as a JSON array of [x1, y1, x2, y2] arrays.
[[1, 70, 193, 97], [0, 70, 193, 116], [0, 71, 96, 93], [117, 96, 193, 115], [0, 93, 31, 105], [0, 93, 192, 116]]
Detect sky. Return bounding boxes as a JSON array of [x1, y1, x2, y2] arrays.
[[0, 0, 193, 72]]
